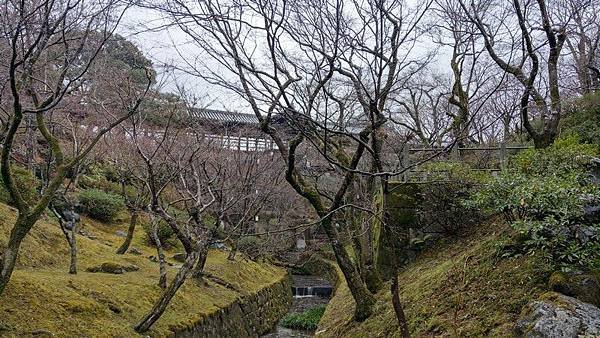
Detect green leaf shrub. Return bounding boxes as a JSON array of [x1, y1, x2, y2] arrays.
[[280, 305, 326, 330], [237, 235, 263, 257], [473, 135, 600, 271], [78, 188, 125, 222], [562, 92, 600, 145]]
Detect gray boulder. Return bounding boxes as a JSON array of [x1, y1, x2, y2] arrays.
[[516, 292, 600, 337]]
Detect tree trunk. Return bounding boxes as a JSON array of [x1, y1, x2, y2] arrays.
[[321, 217, 375, 321], [149, 220, 167, 289], [227, 239, 238, 261], [391, 271, 410, 338], [0, 215, 34, 295], [116, 211, 138, 255], [192, 244, 209, 279], [68, 225, 78, 275], [134, 252, 199, 333]]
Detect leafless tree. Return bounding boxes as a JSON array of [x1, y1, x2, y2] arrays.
[[458, 0, 568, 148], [391, 74, 452, 146], [0, 0, 150, 295], [148, 0, 435, 322], [558, 0, 600, 93], [129, 113, 217, 332]]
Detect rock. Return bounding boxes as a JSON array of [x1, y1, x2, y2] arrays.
[[172, 253, 187, 262], [548, 271, 600, 307], [115, 230, 127, 237], [31, 329, 54, 337], [209, 242, 227, 250], [515, 292, 600, 337], [86, 262, 125, 274], [128, 247, 142, 255], [148, 255, 158, 262], [78, 229, 97, 240], [123, 264, 139, 272]]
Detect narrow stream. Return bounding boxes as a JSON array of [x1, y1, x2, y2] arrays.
[[263, 275, 332, 338]]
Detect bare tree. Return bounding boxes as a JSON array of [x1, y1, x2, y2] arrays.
[[148, 0, 434, 322], [0, 0, 150, 295], [458, 0, 568, 148], [559, 0, 600, 93], [130, 114, 216, 332]]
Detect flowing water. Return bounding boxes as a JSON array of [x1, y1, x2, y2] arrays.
[[263, 275, 332, 338]]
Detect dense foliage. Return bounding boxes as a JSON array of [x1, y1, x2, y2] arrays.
[[474, 136, 600, 271], [280, 305, 326, 331], [237, 236, 263, 258], [79, 188, 125, 222], [0, 166, 38, 206]]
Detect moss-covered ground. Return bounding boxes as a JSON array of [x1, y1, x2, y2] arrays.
[[0, 202, 286, 337], [316, 220, 550, 337]]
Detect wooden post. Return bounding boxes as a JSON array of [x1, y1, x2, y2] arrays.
[[500, 141, 507, 170], [401, 146, 410, 182]]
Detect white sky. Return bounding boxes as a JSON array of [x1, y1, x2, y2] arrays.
[[118, 1, 451, 113]]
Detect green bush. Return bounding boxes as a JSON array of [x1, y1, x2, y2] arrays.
[[473, 136, 600, 271], [280, 305, 326, 330], [0, 165, 39, 206], [237, 236, 263, 257], [142, 219, 176, 246], [78, 188, 125, 222]]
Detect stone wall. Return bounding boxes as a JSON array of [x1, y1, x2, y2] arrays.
[[173, 274, 292, 338]]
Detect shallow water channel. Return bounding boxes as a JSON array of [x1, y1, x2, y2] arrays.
[[263, 275, 332, 338]]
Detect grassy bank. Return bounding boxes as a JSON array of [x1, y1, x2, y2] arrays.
[[0, 202, 286, 337], [316, 220, 549, 337]]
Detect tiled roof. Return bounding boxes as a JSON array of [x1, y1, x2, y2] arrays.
[[189, 108, 259, 125]]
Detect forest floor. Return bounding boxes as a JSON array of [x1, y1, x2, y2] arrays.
[[316, 220, 550, 337], [0, 202, 285, 337]]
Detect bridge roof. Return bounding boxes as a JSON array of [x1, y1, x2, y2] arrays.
[[189, 108, 259, 125]]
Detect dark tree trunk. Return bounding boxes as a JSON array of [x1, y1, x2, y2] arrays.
[[192, 244, 209, 279], [116, 211, 138, 255], [391, 271, 410, 338], [134, 252, 199, 333], [0, 215, 32, 294], [149, 220, 167, 289]]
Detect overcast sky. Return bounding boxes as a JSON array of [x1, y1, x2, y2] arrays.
[[118, 1, 450, 113]]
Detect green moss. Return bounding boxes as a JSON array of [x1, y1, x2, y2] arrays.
[[0, 202, 286, 336], [548, 272, 568, 291], [317, 221, 548, 337]]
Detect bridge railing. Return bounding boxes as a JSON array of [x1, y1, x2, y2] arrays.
[[387, 144, 532, 182]]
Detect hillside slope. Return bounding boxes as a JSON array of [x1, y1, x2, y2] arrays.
[[316, 220, 549, 337], [0, 203, 286, 337]]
